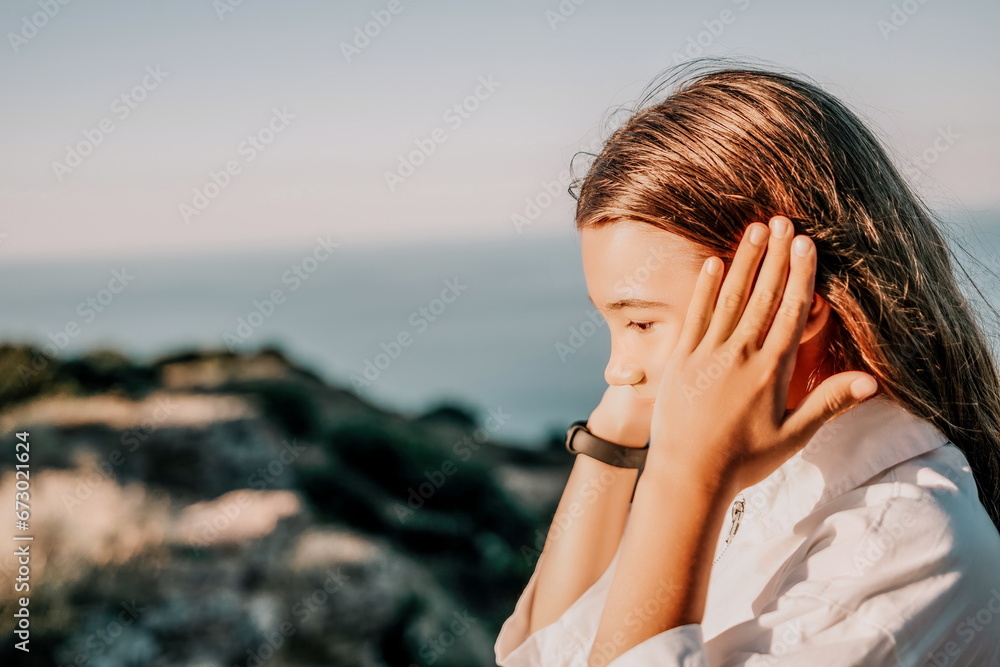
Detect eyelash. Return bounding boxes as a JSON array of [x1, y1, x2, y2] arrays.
[[626, 321, 654, 333]]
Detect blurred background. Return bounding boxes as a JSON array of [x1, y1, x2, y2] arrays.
[[0, 0, 998, 665]]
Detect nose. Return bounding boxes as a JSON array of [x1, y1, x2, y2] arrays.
[[604, 353, 644, 387]]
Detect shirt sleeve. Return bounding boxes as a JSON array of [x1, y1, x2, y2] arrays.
[[606, 624, 708, 666], [495, 543, 631, 667], [494, 543, 710, 667], [498, 469, 1000, 666], [610, 484, 998, 667], [499, 553, 901, 667], [605, 598, 898, 667]]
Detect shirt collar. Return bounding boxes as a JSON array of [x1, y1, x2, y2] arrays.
[[740, 393, 950, 538]]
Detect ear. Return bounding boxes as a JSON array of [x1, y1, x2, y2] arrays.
[[799, 293, 832, 345]]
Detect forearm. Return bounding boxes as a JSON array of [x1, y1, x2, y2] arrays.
[[527, 416, 646, 635], [587, 460, 735, 665]]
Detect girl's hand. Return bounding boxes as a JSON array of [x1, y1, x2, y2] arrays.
[[647, 216, 878, 496], [587, 384, 655, 449]]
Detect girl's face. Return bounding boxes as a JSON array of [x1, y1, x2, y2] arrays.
[[580, 219, 833, 409], [580, 220, 710, 404]]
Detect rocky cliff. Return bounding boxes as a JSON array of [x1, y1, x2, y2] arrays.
[[0, 344, 572, 666]]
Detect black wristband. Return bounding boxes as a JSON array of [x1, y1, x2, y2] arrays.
[[565, 419, 649, 469]]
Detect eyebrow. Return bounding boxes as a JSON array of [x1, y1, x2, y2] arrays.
[[588, 296, 672, 311]]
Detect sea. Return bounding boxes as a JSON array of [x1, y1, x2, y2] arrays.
[[3, 213, 1000, 448], [0, 231, 611, 447]]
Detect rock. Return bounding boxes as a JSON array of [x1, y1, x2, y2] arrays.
[[0, 343, 570, 665]]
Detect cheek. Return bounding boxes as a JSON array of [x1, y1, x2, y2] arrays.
[[640, 324, 683, 380]]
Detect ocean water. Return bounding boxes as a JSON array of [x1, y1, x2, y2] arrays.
[[0, 231, 612, 447], [3, 213, 1000, 447]]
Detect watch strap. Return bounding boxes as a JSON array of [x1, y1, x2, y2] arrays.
[[565, 419, 648, 469]]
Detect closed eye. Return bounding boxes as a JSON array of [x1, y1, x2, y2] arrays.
[[627, 321, 654, 333]]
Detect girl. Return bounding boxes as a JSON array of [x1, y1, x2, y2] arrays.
[[495, 60, 1000, 666]]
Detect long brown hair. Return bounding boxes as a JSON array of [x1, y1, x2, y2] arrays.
[[570, 58, 1000, 533]]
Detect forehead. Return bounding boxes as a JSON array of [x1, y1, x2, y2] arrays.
[[580, 221, 710, 301], [581, 220, 706, 276]]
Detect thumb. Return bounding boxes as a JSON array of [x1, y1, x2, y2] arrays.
[[782, 371, 878, 444]]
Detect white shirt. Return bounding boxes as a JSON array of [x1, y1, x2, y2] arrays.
[[494, 394, 1000, 666]]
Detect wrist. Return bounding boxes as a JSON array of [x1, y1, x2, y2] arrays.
[[643, 451, 741, 501], [585, 412, 650, 449]]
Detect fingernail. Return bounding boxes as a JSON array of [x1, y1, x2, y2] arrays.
[[850, 377, 877, 399], [749, 225, 768, 244], [793, 236, 811, 256], [770, 217, 789, 238]]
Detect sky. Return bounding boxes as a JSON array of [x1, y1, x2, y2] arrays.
[[1, 0, 998, 262]]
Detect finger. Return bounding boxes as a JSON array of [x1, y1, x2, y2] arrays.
[[731, 216, 796, 349], [703, 222, 770, 345], [675, 255, 725, 353], [780, 371, 878, 446], [760, 233, 816, 360]]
